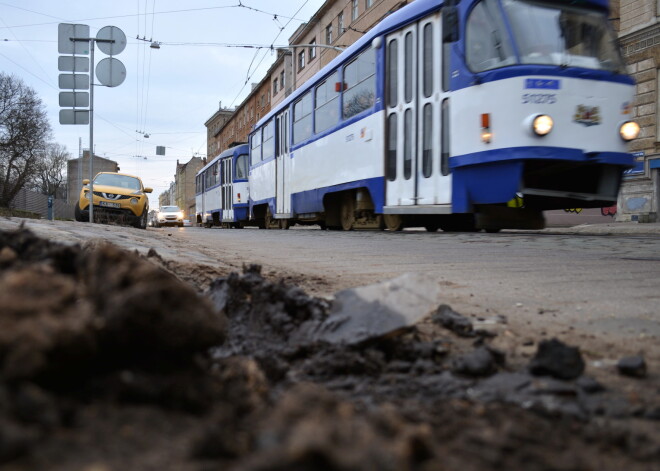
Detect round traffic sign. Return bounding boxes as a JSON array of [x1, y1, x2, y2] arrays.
[[96, 57, 126, 87], [96, 26, 126, 55]]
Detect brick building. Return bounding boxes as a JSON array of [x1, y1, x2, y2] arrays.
[[205, 105, 234, 165], [206, 77, 272, 162], [615, 0, 660, 222]]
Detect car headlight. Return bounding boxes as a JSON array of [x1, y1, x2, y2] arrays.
[[130, 198, 139, 205], [619, 121, 640, 141], [177, 212, 184, 219], [532, 114, 553, 136]]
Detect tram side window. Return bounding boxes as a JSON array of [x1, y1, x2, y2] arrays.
[[315, 71, 340, 133], [236, 154, 248, 179], [423, 23, 433, 98], [466, 0, 515, 72], [251, 132, 262, 165], [386, 39, 398, 107], [293, 92, 313, 145], [205, 169, 212, 189], [342, 47, 376, 119], [262, 121, 275, 161], [386, 113, 397, 181]]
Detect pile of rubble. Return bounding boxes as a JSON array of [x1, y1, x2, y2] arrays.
[[0, 227, 657, 470]]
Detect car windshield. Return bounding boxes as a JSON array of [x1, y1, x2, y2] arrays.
[[161, 206, 180, 212], [466, 0, 625, 74], [94, 173, 142, 190]]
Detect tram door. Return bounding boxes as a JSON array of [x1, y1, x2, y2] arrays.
[[221, 157, 233, 221], [275, 110, 290, 215], [385, 13, 451, 207]]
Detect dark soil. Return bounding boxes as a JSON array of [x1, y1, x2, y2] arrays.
[[0, 227, 658, 471]]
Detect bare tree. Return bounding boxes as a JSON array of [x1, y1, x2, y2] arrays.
[[0, 73, 52, 207], [29, 143, 70, 198]]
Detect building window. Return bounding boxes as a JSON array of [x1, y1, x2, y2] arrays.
[[365, 0, 373, 9], [298, 50, 305, 70], [338, 12, 344, 35], [273, 78, 278, 94], [309, 39, 317, 61], [326, 24, 333, 44], [352, 0, 359, 21], [280, 71, 285, 90]]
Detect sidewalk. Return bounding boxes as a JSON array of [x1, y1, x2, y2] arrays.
[[540, 221, 660, 235]]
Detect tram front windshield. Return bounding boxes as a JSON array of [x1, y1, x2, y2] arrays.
[[466, 0, 625, 74]]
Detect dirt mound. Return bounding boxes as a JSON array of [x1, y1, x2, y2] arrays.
[[0, 227, 658, 470]]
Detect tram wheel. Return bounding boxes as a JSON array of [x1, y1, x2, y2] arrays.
[[439, 214, 477, 232], [383, 214, 403, 231], [340, 193, 355, 231], [264, 208, 280, 229], [424, 222, 439, 232]]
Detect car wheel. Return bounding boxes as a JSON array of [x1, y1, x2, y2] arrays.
[[74, 203, 84, 222], [135, 211, 148, 229]]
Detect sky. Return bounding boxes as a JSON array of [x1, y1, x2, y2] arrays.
[[0, 0, 326, 209]]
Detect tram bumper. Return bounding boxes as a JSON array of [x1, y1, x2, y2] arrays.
[[451, 148, 634, 213]]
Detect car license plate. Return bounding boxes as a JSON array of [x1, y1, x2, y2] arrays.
[[99, 201, 121, 209]]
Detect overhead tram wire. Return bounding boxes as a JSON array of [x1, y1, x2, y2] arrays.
[[0, 4, 312, 31], [229, 0, 311, 108]]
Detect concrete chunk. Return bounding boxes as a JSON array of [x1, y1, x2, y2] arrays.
[[313, 273, 443, 345]]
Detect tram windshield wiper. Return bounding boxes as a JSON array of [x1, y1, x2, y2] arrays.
[[491, 30, 505, 61]]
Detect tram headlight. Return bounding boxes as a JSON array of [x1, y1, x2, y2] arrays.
[[619, 121, 640, 141], [532, 115, 553, 136]]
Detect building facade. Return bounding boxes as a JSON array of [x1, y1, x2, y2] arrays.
[[206, 78, 272, 162], [175, 156, 205, 220], [66, 151, 118, 205], [205, 105, 234, 164], [616, 0, 660, 222]]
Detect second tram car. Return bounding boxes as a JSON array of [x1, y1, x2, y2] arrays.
[[195, 144, 250, 228], [246, 0, 638, 232]]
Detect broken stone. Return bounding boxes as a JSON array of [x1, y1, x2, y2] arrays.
[[451, 346, 497, 377], [528, 338, 585, 380], [576, 376, 605, 394], [617, 355, 647, 378], [312, 273, 443, 345], [431, 304, 474, 337]]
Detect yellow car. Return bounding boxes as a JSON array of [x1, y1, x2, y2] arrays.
[[74, 172, 153, 229]]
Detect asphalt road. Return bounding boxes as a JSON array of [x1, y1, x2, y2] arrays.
[[2, 217, 659, 363]]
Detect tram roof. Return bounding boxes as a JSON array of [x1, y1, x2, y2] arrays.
[[198, 143, 248, 174], [252, 0, 611, 131]]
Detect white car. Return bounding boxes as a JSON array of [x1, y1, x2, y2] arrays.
[[154, 206, 184, 227]]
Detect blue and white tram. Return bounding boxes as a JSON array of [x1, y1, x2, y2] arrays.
[[195, 143, 250, 228], [248, 0, 639, 232]]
